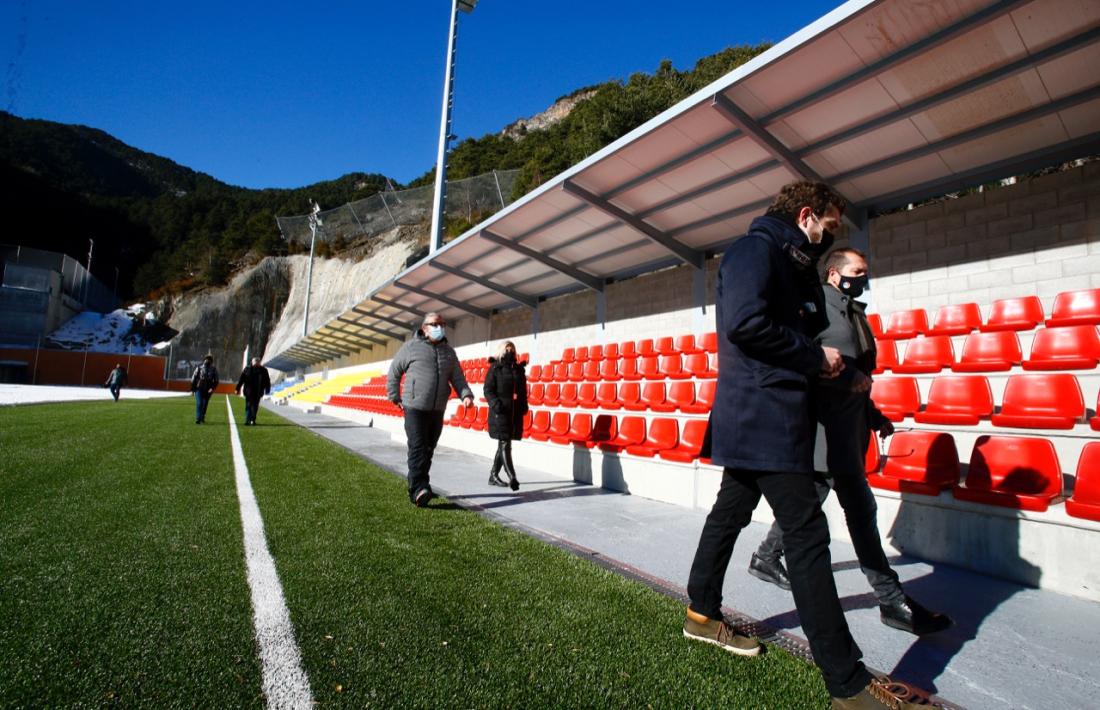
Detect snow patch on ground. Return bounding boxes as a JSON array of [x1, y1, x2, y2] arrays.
[[46, 309, 156, 354], [0, 384, 185, 405]]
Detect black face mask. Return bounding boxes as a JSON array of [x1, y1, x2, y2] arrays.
[[803, 229, 835, 258], [502, 351, 516, 363], [837, 273, 869, 298]]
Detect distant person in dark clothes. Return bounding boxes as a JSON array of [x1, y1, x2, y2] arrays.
[[190, 354, 218, 424], [483, 340, 528, 491], [748, 247, 952, 637], [235, 357, 272, 426], [386, 312, 473, 507], [105, 364, 128, 401], [683, 181, 925, 709]]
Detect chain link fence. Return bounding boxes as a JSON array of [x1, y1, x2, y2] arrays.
[[276, 169, 519, 245]]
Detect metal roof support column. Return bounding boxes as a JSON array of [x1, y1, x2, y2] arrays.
[[391, 282, 491, 320], [480, 228, 603, 292], [561, 180, 704, 269], [428, 262, 538, 308], [710, 94, 824, 184], [350, 308, 418, 332]]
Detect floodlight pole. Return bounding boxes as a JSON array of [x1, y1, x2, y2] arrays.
[[84, 238, 94, 307], [429, 0, 476, 253], [304, 202, 321, 336]]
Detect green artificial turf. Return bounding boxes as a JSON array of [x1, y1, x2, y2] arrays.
[[0, 395, 830, 708], [239, 401, 830, 708], [0, 397, 262, 708]]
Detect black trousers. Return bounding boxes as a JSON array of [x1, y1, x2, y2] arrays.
[[404, 408, 446, 497], [688, 468, 872, 699], [244, 395, 262, 423], [490, 439, 517, 480]]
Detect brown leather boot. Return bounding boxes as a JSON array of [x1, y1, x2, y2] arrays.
[[832, 678, 926, 709]]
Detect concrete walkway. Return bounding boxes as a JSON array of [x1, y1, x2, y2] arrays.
[[267, 402, 1100, 710]]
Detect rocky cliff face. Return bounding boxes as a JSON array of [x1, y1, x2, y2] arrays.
[[157, 225, 420, 379], [500, 90, 597, 141]]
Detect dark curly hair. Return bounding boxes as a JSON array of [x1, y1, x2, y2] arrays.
[[765, 181, 846, 222]]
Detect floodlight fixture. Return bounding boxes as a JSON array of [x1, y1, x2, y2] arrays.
[[458, 1, 478, 13]]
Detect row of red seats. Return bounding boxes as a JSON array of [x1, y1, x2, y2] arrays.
[[870, 289, 1100, 340], [327, 394, 402, 416], [530, 353, 717, 383], [529, 380, 715, 413], [873, 326, 1100, 374], [865, 431, 1099, 519], [871, 373, 1099, 430], [558, 333, 719, 363]]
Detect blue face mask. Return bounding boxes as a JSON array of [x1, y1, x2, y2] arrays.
[[426, 325, 445, 341]]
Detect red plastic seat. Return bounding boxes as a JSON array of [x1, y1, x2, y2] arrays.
[[667, 381, 698, 413], [655, 336, 677, 356], [692, 380, 716, 413], [578, 383, 598, 409], [539, 364, 556, 383], [625, 418, 679, 457], [603, 343, 620, 360], [1046, 288, 1100, 327], [529, 410, 551, 440], [563, 413, 593, 446], [951, 331, 1023, 372], [865, 436, 881, 474], [619, 358, 642, 381], [980, 296, 1044, 332], [659, 354, 691, 380], [990, 374, 1085, 429], [1066, 443, 1100, 521], [619, 382, 644, 411], [547, 412, 572, 444], [553, 363, 569, 382], [542, 383, 561, 407], [620, 341, 638, 359], [867, 313, 884, 338], [521, 411, 533, 435], [637, 339, 657, 357], [561, 347, 575, 363], [596, 382, 622, 410], [685, 352, 717, 379], [598, 416, 646, 453], [870, 377, 921, 421], [528, 383, 545, 405], [575, 346, 589, 362], [867, 431, 960, 495], [893, 335, 955, 374], [587, 415, 617, 446], [953, 435, 1062, 511], [599, 359, 621, 381], [460, 405, 479, 428], [448, 405, 467, 427], [873, 340, 898, 374], [528, 364, 543, 382], [660, 419, 708, 463], [639, 356, 662, 380], [640, 382, 676, 412], [568, 361, 586, 382], [913, 376, 994, 425], [588, 345, 604, 361], [472, 407, 490, 431], [881, 309, 929, 340], [700, 332, 718, 354], [928, 303, 983, 336], [582, 360, 602, 382], [1092, 391, 1100, 432], [1022, 326, 1100, 370], [676, 334, 703, 354], [559, 383, 579, 408]]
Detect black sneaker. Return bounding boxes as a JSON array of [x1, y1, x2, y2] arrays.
[[414, 488, 432, 508], [880, 595, 952, 636], [748, 553, 792, 590], [488, 471, 508, 487]]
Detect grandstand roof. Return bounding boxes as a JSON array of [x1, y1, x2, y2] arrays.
[[267, 0, 1100, 371]]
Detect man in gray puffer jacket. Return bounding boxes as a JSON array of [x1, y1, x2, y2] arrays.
[[387, 312, 474, 507]]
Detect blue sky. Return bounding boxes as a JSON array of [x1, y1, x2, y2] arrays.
[[1, 0, 841, 189]]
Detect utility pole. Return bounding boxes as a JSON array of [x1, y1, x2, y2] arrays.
[[84, 238, 94, 306], [304, 201, 322, 336]]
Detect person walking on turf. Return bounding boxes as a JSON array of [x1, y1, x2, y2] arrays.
[[235, 357, 272, 426], [387, 312, 474, 507], [190, 354, 219, 424], [104, 363, 127, 402], [483, 340, 528, 491], [747, 247, 952, 637], [682, 181, 924, 709]]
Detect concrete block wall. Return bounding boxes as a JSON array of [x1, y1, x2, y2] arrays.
[[868, 163, 1100, 318]]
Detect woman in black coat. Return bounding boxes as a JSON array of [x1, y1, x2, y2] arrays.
[[483, 340, 528, 490]]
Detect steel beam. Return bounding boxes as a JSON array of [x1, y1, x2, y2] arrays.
[[391, 282, 491, 319], [562, 179, 704, 269], [429, 261, 538, 308], [313, 331, 371, 352], [320, 323, 386, 347], [366, 296, 429, 319], [711, 94, 822, 183], [667, 197, 773, 239], [348, 308, 417, 331], [335, 317, 405, 341], [480, 228, 604, 292]]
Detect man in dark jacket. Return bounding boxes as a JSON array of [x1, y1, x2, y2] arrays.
[[682, 182, 921, 710], [387, 312, 474, 507], [748, 248, 952, 637], [105, 364, 127, 401], [235, 357, 272, 426], [483, 340, 528, 491], [190, 354, 218, 424]]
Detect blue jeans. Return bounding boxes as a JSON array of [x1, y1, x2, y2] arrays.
[[244, 396, 261, 423], [194, 391, 212, 422]]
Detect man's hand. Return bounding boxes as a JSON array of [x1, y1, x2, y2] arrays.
[[820, 346, 845, 379], [878, 420, 895, 438], [462, 396, 474, 408], [850, 370, 873, 393]]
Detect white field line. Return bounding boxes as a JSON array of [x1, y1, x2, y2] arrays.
[[226, 397, 313, 709]]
